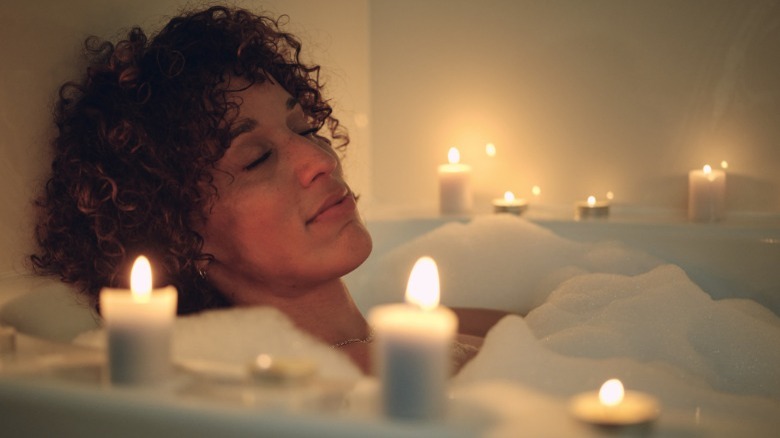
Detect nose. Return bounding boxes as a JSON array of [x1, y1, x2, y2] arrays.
[[293, 137, 339, 187]]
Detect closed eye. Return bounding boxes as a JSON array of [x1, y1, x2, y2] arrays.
[[244, 150, 273, 171]]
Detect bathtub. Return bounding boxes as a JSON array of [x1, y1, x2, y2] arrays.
[[355, 215, 780, 315], [1, 214, 779, 437]]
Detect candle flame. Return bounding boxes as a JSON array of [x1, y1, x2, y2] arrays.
[[447, 147, 461, 165], [532, 185, 541, 197], [504, 191, 516, 202], [587, 196, 596, 207], [720, 160, 728, 170], [703, 164, 712, 174], [606, 191, 614, 200], [599, 379, 625, 406], [485, 143, 497, 157], [405, 256, 440, 311], [130, 256, 152, 302], [255, 354, 273, 370]]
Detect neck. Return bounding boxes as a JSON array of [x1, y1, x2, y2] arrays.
[[231, 278, 371, 347]]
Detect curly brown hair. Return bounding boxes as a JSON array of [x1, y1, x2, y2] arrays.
[[30, 5, 348, 314]]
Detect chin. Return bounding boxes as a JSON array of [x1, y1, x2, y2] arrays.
[[339, 221, 373, 275]]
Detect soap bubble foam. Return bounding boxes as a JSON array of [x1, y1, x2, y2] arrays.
[[347, 215, 780, 433]]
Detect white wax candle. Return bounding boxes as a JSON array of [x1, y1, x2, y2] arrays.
[[100, 256, 177, 386], [492, 191, 528, 216], [438, 147, 472, 215], [369, 257, 458, 420], [575, 195, 610, 220], [570, 379, 661, 426], [688, 164, 726, 222]]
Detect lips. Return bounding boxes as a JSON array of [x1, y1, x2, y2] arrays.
[[307, 189, 354, 225]]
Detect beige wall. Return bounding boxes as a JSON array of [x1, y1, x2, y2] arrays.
[[2, 0, 779, 277], [0, 0, 370, 276], [369, 0, 780, 216]]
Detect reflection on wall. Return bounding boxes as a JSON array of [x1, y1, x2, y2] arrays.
[[370, 0, 780, 215]]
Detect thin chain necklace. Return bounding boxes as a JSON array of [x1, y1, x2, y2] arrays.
[[332, 328, 375, 348]]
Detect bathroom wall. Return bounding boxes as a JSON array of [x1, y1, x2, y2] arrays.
[[369, 0, 780, 216], [0, 0, 370, 277], [2, 0, 779, 278]]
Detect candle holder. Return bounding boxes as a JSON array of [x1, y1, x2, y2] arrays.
[[570, 379, 660, 427], [575, 196, 610, 220], [492, 191, 528, 216], [248, 354, 317, 386]]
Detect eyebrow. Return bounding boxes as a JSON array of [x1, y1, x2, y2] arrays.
[[229, 97, 301, 141], [229, 119, 257, 141]]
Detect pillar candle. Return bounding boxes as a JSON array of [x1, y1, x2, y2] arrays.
[[438, 147, 472, 215], [688, 164, 726, 222], [100, 256, 177, 386], [369, 256, 457, 421]]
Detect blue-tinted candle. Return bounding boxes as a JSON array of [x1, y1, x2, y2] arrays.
[[369, 257, 458, 420]]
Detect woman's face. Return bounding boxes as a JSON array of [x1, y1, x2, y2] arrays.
[[196, 78, 372, 302]]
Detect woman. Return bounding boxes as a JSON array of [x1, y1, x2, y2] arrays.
[[31, 5, 489, 373]]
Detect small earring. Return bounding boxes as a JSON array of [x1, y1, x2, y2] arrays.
[[197, 267, 208, 280]]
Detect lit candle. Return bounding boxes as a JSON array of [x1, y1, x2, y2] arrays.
[[575, 195, 610, 220], [570, 379, 661, 426], [369, 256, 458, 420], [248, 354, 317, 385], [438, 147, 473, 215], [688, 164, 726, 222], [100, 255, 177, 385], [492, 191, 528, 216]]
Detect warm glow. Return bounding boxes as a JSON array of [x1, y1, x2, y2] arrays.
[[703, 164, 712, 174], [353, 113, 369, 128], [255, 354, 272, 370], [485, 143, 497, 157], [606, 191, 614, 200], [599, 379, 625, 407], [447, 147, 461, 165], [130, 256, 152, 302], [587, 196, 596, 207], [532, 185, 541, 197], [721, 160, 729, 169], [405, 256, 440, 311], [504, 191, 516, 202]]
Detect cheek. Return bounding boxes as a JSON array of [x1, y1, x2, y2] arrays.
[[202, 189, 300, 262]]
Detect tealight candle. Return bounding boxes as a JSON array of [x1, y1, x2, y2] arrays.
[[438, 147, 473, 215], [100, 256, 177, 386], [492, 191, 528, 216], [575, 196, 610, 220], [570, 379, 661, 426], [248, 354, 317, 385], [369, 256, 458, 420], [688, 164, 726, 222]]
